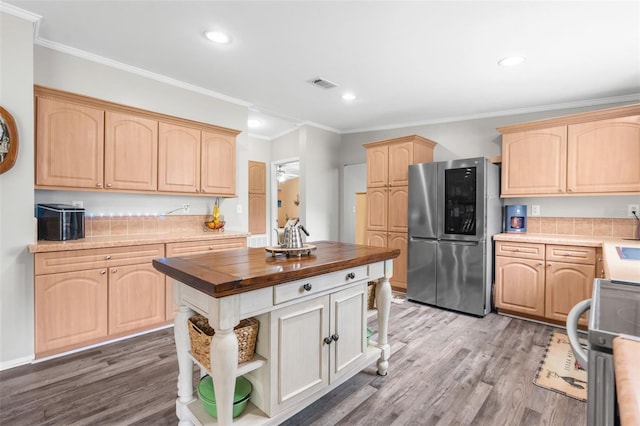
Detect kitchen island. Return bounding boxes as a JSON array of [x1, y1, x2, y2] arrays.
[[153, 241, 399, 425]]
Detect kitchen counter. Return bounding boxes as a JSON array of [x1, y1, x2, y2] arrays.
[[27, 230, 250, 253], [613, 335, 640, 426], [157, 241, 399, 425], [494, 233, 640, 282]]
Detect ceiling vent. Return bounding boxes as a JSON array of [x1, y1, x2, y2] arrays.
[[307, 77, 339, 90]]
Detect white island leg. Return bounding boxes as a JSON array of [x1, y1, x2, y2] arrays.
[[210, 328, 238, 425], [174, 304, 196, 425], [375, 258, 393, 376]]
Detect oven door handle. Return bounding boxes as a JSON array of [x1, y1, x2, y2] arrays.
[[566, 298, 591, 369]]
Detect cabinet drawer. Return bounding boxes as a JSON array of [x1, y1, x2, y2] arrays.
[[274, 266, 369, 305], [495, 241, 545, 260], [166, 238, 246, 256], [546, 245, 596, 265], [35, 244, 165, 275]]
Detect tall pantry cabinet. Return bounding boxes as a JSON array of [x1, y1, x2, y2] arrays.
[[364, 135, 437, 291]]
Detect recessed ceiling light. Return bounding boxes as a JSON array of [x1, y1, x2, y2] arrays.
[[205, 31, 230, 44], [342, 93, 356, 101], [248, 119, 262, 128], [498, 55, 526, 67]]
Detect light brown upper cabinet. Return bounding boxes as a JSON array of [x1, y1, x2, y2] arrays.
[[36, 96, 105, 189], [158, 123, 201, 193], [248, 161, 267, 235], [35, 86, 240, 197], [105, 111, 158, 191], [158, 124, 238, 195], [499, 105, 640, 197], [364, 135, 437, 291]]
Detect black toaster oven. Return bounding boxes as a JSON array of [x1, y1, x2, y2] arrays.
[[36, 203, 85, 241]]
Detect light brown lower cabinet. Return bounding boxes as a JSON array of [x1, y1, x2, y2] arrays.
[[365, 230, 408, 290], [34, 244, 165, 358], [494, 241, 595, 326]]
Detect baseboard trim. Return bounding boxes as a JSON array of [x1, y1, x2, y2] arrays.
[[0, 355, 35, 371]]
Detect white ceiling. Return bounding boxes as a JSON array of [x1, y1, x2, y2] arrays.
[[4, 1, 640, 140]]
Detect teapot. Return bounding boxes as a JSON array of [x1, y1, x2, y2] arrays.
[[281, 218, 310, 249]]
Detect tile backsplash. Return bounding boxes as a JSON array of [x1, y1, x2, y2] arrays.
[[85, 215, 218, 238], [525, 217, 638, 238]]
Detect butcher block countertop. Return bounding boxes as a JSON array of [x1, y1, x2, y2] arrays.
[[152, 241, 400, 298], [613, 336, 640, 426], [27, 231, 250, 253], [493, 233, 640, 283]]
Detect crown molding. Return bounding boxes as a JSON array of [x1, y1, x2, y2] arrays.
[[344, 93, 640, 134], [34, 37, 252, 108], [0, 2, 41, 21]]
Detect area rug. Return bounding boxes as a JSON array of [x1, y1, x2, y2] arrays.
[[533, 331, 588, 402]]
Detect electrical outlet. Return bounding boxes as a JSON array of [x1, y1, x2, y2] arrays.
[[72, 200, 83, 208], [628, 204, 639, 217], [183, 203, 189, 213], [531, 205, 540, 216]]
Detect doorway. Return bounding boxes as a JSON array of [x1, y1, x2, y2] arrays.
[[271, 159, 300, 243]]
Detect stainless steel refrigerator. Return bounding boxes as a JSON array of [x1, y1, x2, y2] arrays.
[[407, 157, 501, 316]]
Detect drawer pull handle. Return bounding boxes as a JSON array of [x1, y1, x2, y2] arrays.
[[346, 272, 356, 280], [323, 336, 333, 344], [331, 334, 339, 342], [105, 255, 111, 260], [100, 270, 107, 275], [303, 283, 312, 291]]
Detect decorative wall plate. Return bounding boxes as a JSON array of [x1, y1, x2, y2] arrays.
[[0, 106, 18, 175]]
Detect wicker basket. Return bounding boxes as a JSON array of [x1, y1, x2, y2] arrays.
[[188, 315, 259, 368], [367, 281, 376, 310]]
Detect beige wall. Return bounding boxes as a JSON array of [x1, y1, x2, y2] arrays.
[[0, 10, 36, 368]]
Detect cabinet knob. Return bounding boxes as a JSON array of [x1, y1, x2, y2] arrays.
[[111, 268, 117, 273], [106, 183, 112, 188], [537, 262, 543, 266], [331, 334, 339, 342], [323, 336, 333, 344], [195, 189, 200, 193], [105, 255, 111, 260], [568, 188, 574, 192], [96, 183, 103, 188], [547, 263, 552, 267], [566, 252, 572, 256], [346, 272, 356, 280], [201, 189, 206, 193], [100, 270, 107, 275], [303, 283, 312, 291], [209, 246, 214, 250]]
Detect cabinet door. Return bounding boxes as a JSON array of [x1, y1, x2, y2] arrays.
[[36, 97, 105, 189], [365, 230, 387, 248], [366, 187, 387, 231], [108, 263, 165, 334], [272, 295, 329, 411], [249, 193, 267, 234], [201, 130, 236, 195], [388, 186, 408, 232], [567, 115, 640, 193], [366, 145, 388, 187], [501, 126, 567, 196], [494, 256, 545, 316], [104, 111, 158, 191], [35, 269, 108, 356], [545, 262, 594, 326], [388, 232, 408, 291], [158, 123, 201, 193], [329, 285, 367, 383], [388, 141, 414, 186], [248, 161, 266, 193]]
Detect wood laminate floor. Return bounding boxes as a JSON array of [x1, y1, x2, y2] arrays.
[[0, 298, 586, 426]]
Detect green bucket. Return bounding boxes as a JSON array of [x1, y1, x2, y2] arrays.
[[197, 375, 252, 418]]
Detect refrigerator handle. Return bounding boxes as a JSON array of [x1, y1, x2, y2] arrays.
[[410, 236, 439, 242], [437, 239, 480, 246]]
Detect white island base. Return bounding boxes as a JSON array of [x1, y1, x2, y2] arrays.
[[172, 259, 393, 426]]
